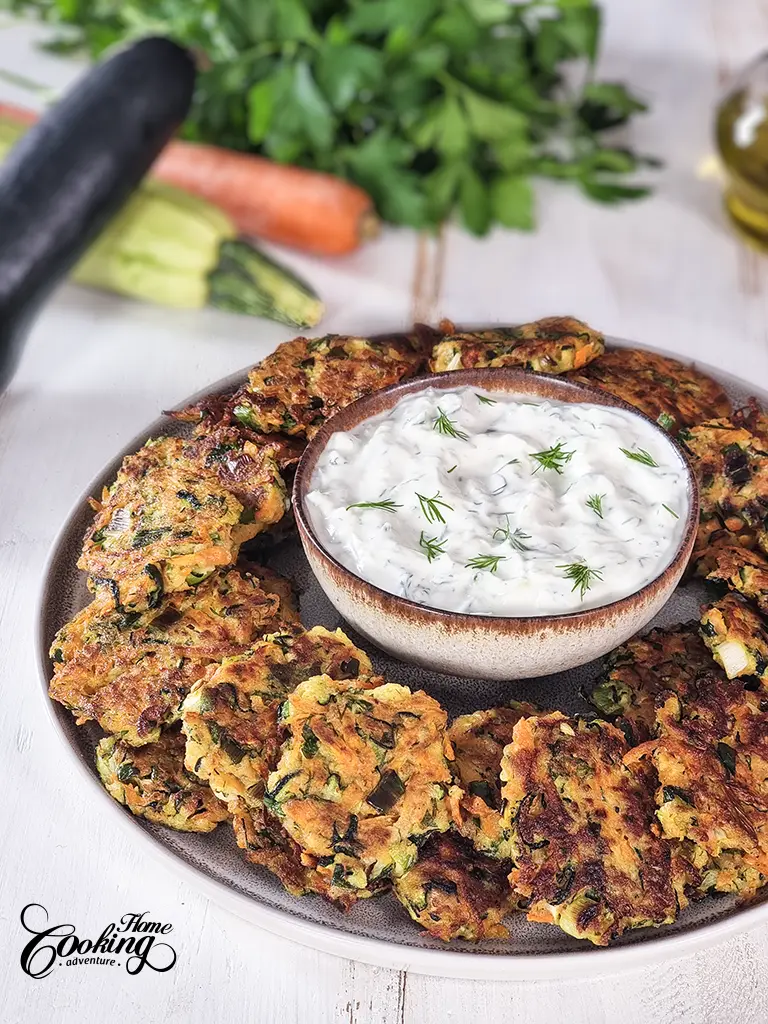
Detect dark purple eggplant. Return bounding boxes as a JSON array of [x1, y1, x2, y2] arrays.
[[0, 36, 196, 390]]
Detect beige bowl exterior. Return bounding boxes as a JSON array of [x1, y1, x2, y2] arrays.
[[294, 369, 699, 681]]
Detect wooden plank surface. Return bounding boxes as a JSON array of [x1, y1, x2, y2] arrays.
[[2, 3, 768, 1021]]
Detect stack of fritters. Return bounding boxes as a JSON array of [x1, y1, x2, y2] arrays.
[[51, 389, 302, 862], [80, 432, 288, 613], [587, 618, 768, 900], [500, 713, 685, 945], [51, 319, 768, 947], [266, 675, 458, 900], [646, 673, 768, 896], [49, 564, 296, 744], [181, 627, 374, 904], [182, 627, 371, 809]]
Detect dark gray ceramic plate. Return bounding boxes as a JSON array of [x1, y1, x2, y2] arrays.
[[37, 339, 768, 979]]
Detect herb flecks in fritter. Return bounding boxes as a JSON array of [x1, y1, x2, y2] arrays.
[[167, 393, 307, 466], [587, 623, 722, 744], [393, 834, 517, 942], [49, 566, 297, 745], [79, 433, 288, 613], [429, 317, 604, 375], [266, 676, 457, 899], [448, 704, 542, 860], [180, 627, 372, 809], [569, 348, 731, 434], [96, 729, 229, 832], [700, 594, 768, 683], [704, 544, 768, 616], [230, 798, 357, 908], [682, 416, 768, 566], [231, 333, 427, 439], [500, 712, 682, 946], [639, 672, 768, 897]]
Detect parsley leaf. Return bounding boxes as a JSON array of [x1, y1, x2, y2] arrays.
[[16, 0, 653, 234]]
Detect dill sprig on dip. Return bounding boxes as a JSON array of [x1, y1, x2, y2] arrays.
[[586, 493, 605, 519], [433, 407, 469, 440], [346, 499, 402, 513], [530, 441, 575, 474], [476, 393, 497, 405], [557, 560, 604, 599], [620, 447, 658, 467], [416, 491, 454, 524], [419, 532, 447, 562], [493, 514, 531, 551], [662, 503, 679, 519], [465, 553, 506, 573]]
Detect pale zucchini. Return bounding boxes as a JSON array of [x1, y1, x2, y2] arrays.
[[0, 120, 325, 327]]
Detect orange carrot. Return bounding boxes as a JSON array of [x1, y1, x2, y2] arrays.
[[0, 103, 378, 255], [0, 101, 38, 125], [154, 141, 379, 255]]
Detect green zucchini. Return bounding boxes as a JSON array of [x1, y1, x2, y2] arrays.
[[209, 240, 325, 329], [0, 118, 324, 329]]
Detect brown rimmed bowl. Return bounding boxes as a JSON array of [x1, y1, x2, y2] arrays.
[[293, 368, 699, 681]]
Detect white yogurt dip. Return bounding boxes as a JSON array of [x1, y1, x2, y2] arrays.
[[305, 386, 691, 616]]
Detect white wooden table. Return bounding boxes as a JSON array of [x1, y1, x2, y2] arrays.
[[3, 3, 768, 1021]]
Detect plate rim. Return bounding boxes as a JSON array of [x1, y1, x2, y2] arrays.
[[36, 335, 768, 980]]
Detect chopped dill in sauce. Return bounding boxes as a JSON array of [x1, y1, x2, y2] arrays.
[[306, 386, 689, 616]]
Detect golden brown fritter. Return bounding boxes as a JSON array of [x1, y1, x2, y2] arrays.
[[95, 729, 229, 832], [79, 433, 288, 613], [691, 519, 761, 576], [448, 703, 542, 859], [49, 565, 297, 745], [634, 671, 768, 897], [168, 392, 307, 467], [429, 316, 604, 375], [227, 333, 427, 439], [731, 398, 768, 442], [181, 627, 372, 808], [499, 712, 682, 946], [393, 833, 516, 941], [230, 798, 357, 906], [682, 416, 768, 562], [587, 623, 721, 744], [704, 544, 768, 615], [700, 594, 768, 683], [266, 676, 457, 899], [251, 564, 301, 626], [569, 348, 731, 434]]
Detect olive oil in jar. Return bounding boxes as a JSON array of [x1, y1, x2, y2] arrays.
[[717, 56, 768, 250]]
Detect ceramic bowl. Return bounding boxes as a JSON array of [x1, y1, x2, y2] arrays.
[[293, 369, 699, 681]]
